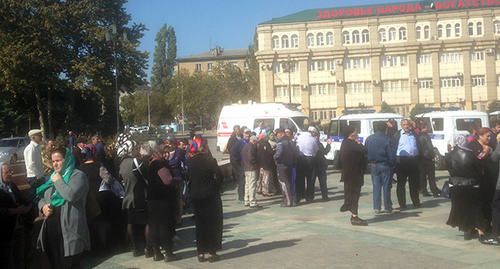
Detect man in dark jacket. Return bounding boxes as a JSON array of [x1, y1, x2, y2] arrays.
[[230, 128, 251, 204], [257, 133, 276, 196], [312, 132, 331, 201], [274, 128, 299, 207], [242, 136, 260, 208], [419, 122, 441, 197]]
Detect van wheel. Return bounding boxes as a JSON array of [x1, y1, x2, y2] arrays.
[[434, 149, 444, 170]]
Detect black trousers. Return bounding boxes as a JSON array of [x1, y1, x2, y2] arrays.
[[492, 190, 500, 239], [192, 195, 223, 254], [419, 159, 439, 194], [340, 180, 362, 215], [277, 165, 293, 206], [396, 156, 420, 208], [296, 156, 315, 202]]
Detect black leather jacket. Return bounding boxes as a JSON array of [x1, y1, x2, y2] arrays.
[[445, 147, 482, 186], [419, 132, 434, 161]]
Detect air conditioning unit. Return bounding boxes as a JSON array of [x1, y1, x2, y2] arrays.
[[457, 72, 463, 76], [412, 78, 419, 83], [386, 56, 392, 60], [330, 70, 335, 75], [336, 59, 343, 65], [372, 80, 380, 85], [486, 48, 494, 54], [337, 79, 343, 84]]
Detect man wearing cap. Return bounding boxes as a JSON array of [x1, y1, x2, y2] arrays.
[[295, 128, 319, 203], [230, 128, 252, 204], [274, 128, 299, 206], [24, 129, 44, 201], [242, 135, 260, 208]]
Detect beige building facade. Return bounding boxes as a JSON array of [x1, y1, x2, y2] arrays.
[[176, 47, 248, 75], [256, 0, 500, 123]]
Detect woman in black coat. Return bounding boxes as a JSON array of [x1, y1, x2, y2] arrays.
[[339, 126, 368, 226], [187, 136, 224, 262]]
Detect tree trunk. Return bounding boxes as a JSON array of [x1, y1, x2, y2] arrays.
[[34, 87, 46, 137]]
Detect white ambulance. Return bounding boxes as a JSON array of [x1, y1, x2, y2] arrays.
[[326, 112, 404, 162], [216, 103, 315, 152], [416, 110, 489, 169]]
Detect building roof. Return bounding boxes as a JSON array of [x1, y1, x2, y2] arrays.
[[259, 0, 495, 25], [177, 48, 248, 63]]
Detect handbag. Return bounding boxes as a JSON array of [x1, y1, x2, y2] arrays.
[[441, 181, 451, 199]]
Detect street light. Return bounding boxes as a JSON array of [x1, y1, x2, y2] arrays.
[[282, 54, 295, 104], [106, 24, 127, 135]]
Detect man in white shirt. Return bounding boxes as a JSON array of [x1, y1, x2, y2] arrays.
[[24, 129, 44, 201], [295, 129, 319, 204]]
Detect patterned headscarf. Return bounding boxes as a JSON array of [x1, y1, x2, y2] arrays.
[[455, 134, 472, 151], [188, 136, 206, 157]]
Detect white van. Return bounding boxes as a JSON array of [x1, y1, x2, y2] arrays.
[[416, 110, 489, 169], [216, 103, 315, 152], [326, 112, 403, 161]]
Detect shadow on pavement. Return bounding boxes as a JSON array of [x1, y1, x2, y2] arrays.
[[367, 211, 421, 224], [220, 238, 301, 260]]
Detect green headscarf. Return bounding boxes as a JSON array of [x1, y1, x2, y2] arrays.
[[36, 148, 76, 207]]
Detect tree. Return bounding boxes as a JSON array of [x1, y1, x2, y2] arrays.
[[151, 24, 177, 94], [410, 103, 428, 119], [379, 101, 395, 113], [487, 100, 500, 114], [245, 31, 260, 101]]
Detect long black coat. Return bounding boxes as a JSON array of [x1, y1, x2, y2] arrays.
[[340, 138, 367, 185]]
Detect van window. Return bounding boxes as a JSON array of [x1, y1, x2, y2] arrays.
[[456, 118, 482, 131], [253, 119, 274, 131], [280, 118, 297, 133], [291, 117, 313, 132], [372, 121, 387, 134], [329, 120, 349, 137], [431, 118, 444, 131], [420, 117, 433, 133], [348, 121, 361, 134]]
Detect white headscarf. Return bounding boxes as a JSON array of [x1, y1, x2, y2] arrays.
[[0, 162, 16, 203]]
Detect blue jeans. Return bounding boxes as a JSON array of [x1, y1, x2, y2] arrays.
[[371, 163, 393, 211]]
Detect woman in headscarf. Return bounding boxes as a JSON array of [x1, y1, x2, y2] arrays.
[[1, 162, 32, 269], [147, 144, 182, 262], [445, 135, 488, 242], [187, 136, 224, 262], [165, 136, 187, 226], [36, 148, 90, 268]]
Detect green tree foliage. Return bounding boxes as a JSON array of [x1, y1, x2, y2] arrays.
[[379, 101, 396, 113], [151, 24, 176, 94], [245, 31, 260, 101], [487, 100, 500, 114], [0, 0, 148, 137], [410, 103, 428, 119], [121, 90, 169, 126]]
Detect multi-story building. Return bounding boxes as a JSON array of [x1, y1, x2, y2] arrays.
[[256, 0, 500, 123], [176, 46, 248, 74]]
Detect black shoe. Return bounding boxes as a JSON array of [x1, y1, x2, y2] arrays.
[[153, 253, 164, 261], [165, 253, 181, 262], [480, 237, 499, 245], [351, 216, 368, 226], [197, 255, 205, 262], [422, 192, 432, 197], [132, 248, 144, 257], [322, 196, 330, 201], [208, 254, 221, 262], [464, 230, 478, 240], [414, 204, 421, 209], [433, 192, 442, 197], [145, 248, 154, 258]]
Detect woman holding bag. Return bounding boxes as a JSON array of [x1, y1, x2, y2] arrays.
[[36, 148, 90, 268]]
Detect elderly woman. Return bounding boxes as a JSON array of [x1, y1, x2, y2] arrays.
[[147, 144, 181, 262], [446, 135, 488, 242], [187, 136, 224, 262], [36, 148, 90, 268]]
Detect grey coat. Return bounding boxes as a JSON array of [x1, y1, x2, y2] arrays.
[[37, 169, 90, 257]]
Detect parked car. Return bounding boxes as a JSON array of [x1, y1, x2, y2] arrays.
[[0, 137, 31, 163]]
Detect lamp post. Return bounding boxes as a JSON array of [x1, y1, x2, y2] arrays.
[[282, 54, 294, 104], [106, 24, 127, 135]]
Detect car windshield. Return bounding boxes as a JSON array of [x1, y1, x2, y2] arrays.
[[291, 117, 314, 132], [0, 139, 18, 147]]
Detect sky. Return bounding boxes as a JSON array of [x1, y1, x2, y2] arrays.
[[123, 0, 408, 81]]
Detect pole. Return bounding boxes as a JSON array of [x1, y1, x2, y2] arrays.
[[147, 92, 151, 127], [181, 86, 185, 134], [113, 41, 120, 135], [288, 54, 292, 104]]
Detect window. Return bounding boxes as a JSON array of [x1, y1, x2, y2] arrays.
[[471, 50, 484, 61], [344, 58, 352, 69], [455, 23, 461, 36], [431, 118, 444, 131], [195, 64, 202, 71], [437, 25, 443, 38], [330, 110, 337, 119], [272, 35, 280, 49], [416, 26, 421, 39], [274, 62, 282, 73], [282, 35, 289, 48], [292, 86, 300, 96], [230, 61, 238, 67], [418, 54, 431, 64], [291, 34, 299, 47], [317, 33, 324, 46], [399, 27, 407, 40], [207, 63, 213, 71], [419, 79, 433, 89], [307, 33, 314, 46], [328, 84, 335, 95], [441, 77, 462, 88], [456, 118, 482, 131], [381, 55, 400, 67], [320, 110, 328, 120], [353, 58, 361, 69], [318, 85, 326, 95], [379, 29, 386, 42], [477, 22, 482, 35], [495, 20, 500, 34], [400, 55, 407, 66], [440, 52, 462, 62], [310, 85, 317, 95], [312, 111, 319, 121], [362, 30, 369, 43], [364, 57, 371, 68], [328, 60, 335, 71], [308, 61, 316, 71], [424, 25, 430, 39], [446, 24, 452, 37], [352, 30, 360, 44], [317, 60, 325, 71], [472, 76, 485, 86], [275, 86, 282, 97], [326, 32, 334, 45], [343, 31, 350, 44], [389, 27, 397, 41], [292, 61, 299, 72], [364, 83, 372, 93], [468, 22, 474, 35]]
